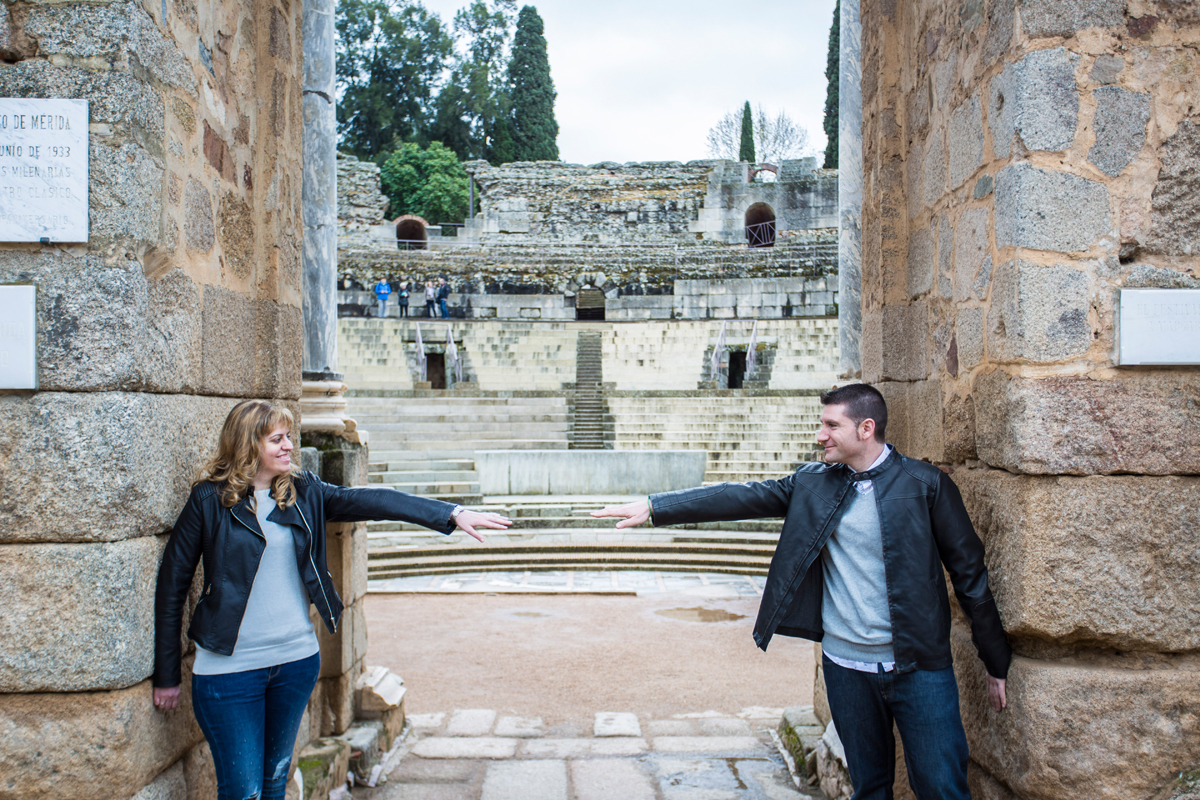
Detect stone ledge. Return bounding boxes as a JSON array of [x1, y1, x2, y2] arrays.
[[955, 466, 1200, 651]]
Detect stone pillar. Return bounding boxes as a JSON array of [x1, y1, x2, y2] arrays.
[[302, 0, 339, 379], [837, 0, 863, 378], [858, 0, 1200, 797]]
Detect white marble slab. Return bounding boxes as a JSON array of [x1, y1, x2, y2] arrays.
[[1118, 288, 1200, 365], [0, 98, 88, 243], [0, 284, 37, 389]]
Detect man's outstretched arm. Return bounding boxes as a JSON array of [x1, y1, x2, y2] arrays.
[[591, 498, 651, 529]]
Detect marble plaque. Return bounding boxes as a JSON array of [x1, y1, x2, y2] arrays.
[[0, 285, 37, 389], [0, 98, 88, 242], [1117, 288, 1200, 365]]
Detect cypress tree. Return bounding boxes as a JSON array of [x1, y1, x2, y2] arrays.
[[508, 6, 559, 161], [738, 100, 755, 163], [823, 0, 840, 169]]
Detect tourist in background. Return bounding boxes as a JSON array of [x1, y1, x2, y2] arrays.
[[152, 400, 511, 800], [424, 281, 436, 317], [593, 384, 1010, 800], [398, 281, 410, 318], [437, 276, 450, 318], [373, 277, 391, 318]]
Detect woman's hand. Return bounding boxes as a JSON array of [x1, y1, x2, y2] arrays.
[[455, 510, 512, 542], [591, 499, 650, 529], [153, 685, 181, 711]]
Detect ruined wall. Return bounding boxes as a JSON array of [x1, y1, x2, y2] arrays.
[[0, 0, 306, 796], [859, 0, 1200, 797], [337, 151, 389, 237]]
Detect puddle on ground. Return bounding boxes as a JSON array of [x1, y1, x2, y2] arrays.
[[655, 607, 746, 623]]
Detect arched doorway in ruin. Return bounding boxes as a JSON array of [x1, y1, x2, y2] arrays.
[[575, 286, 606, 320], [395, 215, 429, 250], [745, 202, 776, 248]]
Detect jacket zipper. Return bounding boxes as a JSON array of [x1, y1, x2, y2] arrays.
[[295, 503, 336, 630]]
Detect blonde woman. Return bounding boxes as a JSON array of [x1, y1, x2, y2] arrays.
[[152, 399, 510, 800]]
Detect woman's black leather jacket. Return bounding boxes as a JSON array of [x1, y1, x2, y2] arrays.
[[649, 449, 1012, 679], [153, 471, 458, 687]]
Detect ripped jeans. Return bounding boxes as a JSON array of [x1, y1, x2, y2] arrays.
[[192, 652, 321, 800]]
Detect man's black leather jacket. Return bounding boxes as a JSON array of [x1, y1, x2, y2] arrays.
[[650, 449, 1012, 679], [153, 472, 458, 687]]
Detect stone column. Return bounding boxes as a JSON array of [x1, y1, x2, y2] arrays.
[[302, 0, 339, 380], [837, 0, 863, 378]]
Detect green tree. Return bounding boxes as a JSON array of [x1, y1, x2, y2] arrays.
[[433, 0, 516, 161], [508, 5, 558, 161], [823, 0, 840, 169], [336, 0, 452, 157], [379, 142, 470, 224], [738, 100, 755, 163]]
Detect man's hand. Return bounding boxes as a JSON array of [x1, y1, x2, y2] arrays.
[[591, 499, 650, 529], [986, 674, 1007, 711], [153, 685, 181, 711], [455, 510, 512, 542]]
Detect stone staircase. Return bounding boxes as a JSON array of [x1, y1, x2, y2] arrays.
[[459, 323, 580, 391], [606, 393, 824, 484], [570, 332, 608, 449], [366, 498, 784, 580]]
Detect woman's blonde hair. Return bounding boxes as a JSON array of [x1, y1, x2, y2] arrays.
[[197, 399, 299, 509]]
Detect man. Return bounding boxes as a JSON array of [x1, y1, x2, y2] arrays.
[[436, 276, 450, 318], [594, 383, 1009, 799], [373, 277, 391, 318]]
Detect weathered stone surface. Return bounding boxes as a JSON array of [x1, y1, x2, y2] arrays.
[[907, 224, 934, 298], [953, 205, 990, 301], [881, 302, 928, 381], [983, 0, 1015, 65], [906, 378, 945, 462], [1090, 54, 1125, 84], [989, 48, 1079, 157], [967, 763, 1020, 800], [994, 166, 1111, 252], [1088, 87, 1150, 176], [1147, 119, 1200, 256], [25, 1, 196, 95], [955, 467, 1200, 650], [943, 392, 978, 463], [183, 741, 216, 800], [1019, 0, 1127, 37], [184, 178, 215, 253], [127, 761, 186, 800], [956, 308, 984, 369], [0, 537, 167, 691], [948, 94, 983, 189], [986, 259, 1091, 361], [571, 759, 655, 800], [318, 599, 366, 679], [974, 371, 1200, 474], [91, 141, 164, 245], [200, 287, 303, 398], [296, 737, 350, 800], [937, 212, 953, 298], [953, 626, 1200, 800], [482, 760, 568, 800], [0, 673, 203, 800], [922, 130, 947, 208], [861, 308, 883, 384], [0, 392, 240, 543]]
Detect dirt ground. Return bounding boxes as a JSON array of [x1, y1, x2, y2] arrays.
[[364, 589, 816, 727]]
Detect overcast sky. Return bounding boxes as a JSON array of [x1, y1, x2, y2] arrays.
[[417, 0, 839, 165]]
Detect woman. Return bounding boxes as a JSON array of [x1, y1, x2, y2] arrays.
[[152, 399, 510, 800], [424, 281, 436, 317], [398, 281, 410, 318]]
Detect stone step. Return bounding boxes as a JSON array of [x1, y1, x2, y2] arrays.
[[368, 470, 479, 482], [367, 546, 774, 577], [366, 517, 782, 534], [369, 459, 476, 473]]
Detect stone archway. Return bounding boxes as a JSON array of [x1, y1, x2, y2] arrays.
[[744, 203, 776, 248], [395, 214, 429, 250]]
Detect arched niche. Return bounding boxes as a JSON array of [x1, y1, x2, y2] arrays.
[[744, 202, 776, 248], [395, 215, 429, 250]]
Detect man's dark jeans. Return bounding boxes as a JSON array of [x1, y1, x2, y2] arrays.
[[823, 655, 970, 800], [192, 652, 321, 800]]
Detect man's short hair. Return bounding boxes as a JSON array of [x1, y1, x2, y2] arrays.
[[819, 383, 888, 442]]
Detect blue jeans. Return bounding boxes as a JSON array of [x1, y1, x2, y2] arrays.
[[438, 298, 448, 317], [822, 655, 970, 800], [192, 652, 321, 800]]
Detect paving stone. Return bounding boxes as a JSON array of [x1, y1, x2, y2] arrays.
[[1088, 87, 1150, 176], [652, 737, 764, 754], [519, 738, 649, 758], [594, 711, 642, 737], [647, 720, 697, 736], [446, 709, 497, 737], [698, 718, 753, 736], [388, 758, 484, 784], [654, 758, 741, 800], [571, 759, 657, 800], [407, 713, 446, 731], [409, 738, 518, 760], [493, 716, 546, 738], [736, 707, 785, 720], [480, 760, 567, 800], [994, 165, 1110, 253]]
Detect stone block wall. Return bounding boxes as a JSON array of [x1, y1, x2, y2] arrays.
[[0, 0, 307, 797], [859, 0, 1200, 796]]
